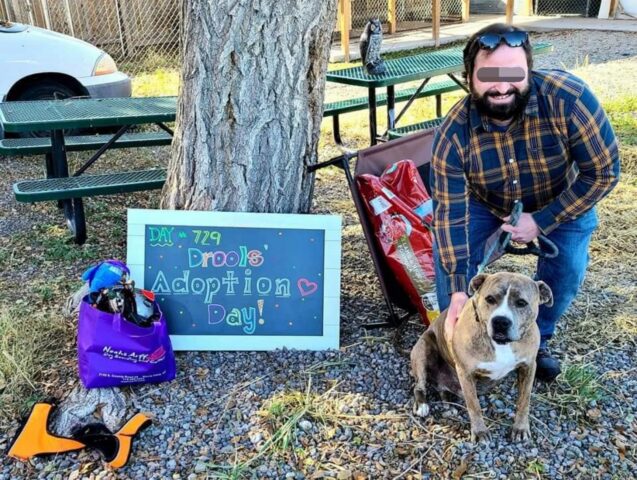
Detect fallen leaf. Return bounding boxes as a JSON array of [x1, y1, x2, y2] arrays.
[[615, 437, 627, 459], [453, 456, 470, 479]]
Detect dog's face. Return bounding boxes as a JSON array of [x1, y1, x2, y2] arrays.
[[468, 272, 553, 345]]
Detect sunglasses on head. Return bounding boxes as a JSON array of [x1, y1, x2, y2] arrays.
[[478, 31, 529, 50]]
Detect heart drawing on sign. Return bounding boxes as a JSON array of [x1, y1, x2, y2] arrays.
[[297, 278, 318, 297]]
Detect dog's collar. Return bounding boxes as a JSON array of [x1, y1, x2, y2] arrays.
[[471, 298, 480, 323]]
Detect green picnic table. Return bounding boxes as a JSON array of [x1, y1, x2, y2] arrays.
[[0, 96, 177, 244], [326, 41, 553, 145]]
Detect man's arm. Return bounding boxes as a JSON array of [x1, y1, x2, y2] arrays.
[[430, 131, 469, 294], [531, 84, 620, 235]]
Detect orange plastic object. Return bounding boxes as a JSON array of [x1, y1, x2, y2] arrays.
[[106, 413, 152, 470], [8, 403, 85, 461]]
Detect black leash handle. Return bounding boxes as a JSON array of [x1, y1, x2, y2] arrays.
[[504, 235, 559, 259]]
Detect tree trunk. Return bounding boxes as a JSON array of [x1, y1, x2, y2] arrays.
[[161, 0, 338, 213]]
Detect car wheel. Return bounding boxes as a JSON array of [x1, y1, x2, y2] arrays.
[[15, 81, 83, 137]]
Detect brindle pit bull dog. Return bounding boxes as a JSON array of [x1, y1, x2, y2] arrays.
[[410, 272, 553, 442]]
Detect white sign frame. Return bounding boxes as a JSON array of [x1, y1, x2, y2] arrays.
[[127, 208, 341, 351]]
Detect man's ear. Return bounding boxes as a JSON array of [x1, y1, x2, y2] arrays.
[[468, 274, 489, 296], [536, 281, 553, 307]]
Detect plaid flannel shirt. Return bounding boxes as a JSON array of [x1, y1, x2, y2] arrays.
[[430, 69, 620, 294]]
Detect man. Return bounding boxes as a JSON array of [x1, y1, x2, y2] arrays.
[[429, 23, 620, 381]]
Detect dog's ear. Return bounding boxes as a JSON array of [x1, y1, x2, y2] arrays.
[[468, 274, 489, 296], [536, 281, 553, 307]]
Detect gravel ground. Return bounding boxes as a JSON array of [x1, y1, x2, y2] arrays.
[[1, 30, 636, 479]]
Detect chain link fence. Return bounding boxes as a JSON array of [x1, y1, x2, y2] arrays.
[[1, 0, 463, 80], [535, 0, 603, 17], [349, 0, 462, 36]]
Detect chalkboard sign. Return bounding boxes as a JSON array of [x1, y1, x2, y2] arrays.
[[127, 209, 341, 351]]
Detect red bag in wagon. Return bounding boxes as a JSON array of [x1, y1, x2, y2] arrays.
[[357, 159, 438, 325]]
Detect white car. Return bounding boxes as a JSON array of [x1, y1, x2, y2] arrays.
[[0, 20, 131, 136]]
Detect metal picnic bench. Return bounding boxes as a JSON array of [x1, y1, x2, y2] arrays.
[[323, 77, 463, 148], [0, 96, 176, 244], [326, 41, 554, 145]]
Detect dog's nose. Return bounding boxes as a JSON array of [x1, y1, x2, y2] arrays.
[[492, 316, 512, 332]]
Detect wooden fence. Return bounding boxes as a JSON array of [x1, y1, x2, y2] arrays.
[[336, 0, 536, 61]]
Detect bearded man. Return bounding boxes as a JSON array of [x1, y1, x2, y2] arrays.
[[429, 23, 620, 381]]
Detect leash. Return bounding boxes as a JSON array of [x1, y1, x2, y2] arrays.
[[477, 201, 559, 274]]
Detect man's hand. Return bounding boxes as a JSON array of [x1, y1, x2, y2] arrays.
[[501, 212, 540, 243], [445, 292, 468, 341]]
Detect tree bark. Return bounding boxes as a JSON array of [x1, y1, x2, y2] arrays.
[[161, 0, 338, 213]]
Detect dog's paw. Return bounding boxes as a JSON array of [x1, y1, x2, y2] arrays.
[[412, 401, 430, 418], [511, 425, 531, 442], [470, 428, 491, 443]]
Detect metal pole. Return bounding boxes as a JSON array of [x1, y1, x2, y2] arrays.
[[386, 85, 395, 131], [114, 0, 127, 57], [368, 86, 377, 145], [40, 0, 51, 29], [63, 0, 74, 36], [26, 0, 35, 25]]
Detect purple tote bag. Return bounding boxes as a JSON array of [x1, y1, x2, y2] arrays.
[[78, 297, 176, 389]]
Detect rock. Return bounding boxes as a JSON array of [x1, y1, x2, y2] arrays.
[[194, 462, 207, 473], [299, 420, 313, 431], [50, 385, 128, 436], [249, 432, 263, 444]]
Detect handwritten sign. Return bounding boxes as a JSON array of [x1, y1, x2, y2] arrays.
[[127, 209, 341, 351]]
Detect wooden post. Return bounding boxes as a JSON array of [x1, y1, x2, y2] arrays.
[[432, 0, 441, 47], [339, 0, 351, 62], [609, 0, 618, 17], [505, 0, 514, 24], [0, 0, 8, 20], [388, 0, 397, 34], [520, 0, 533, 16], [462, 0, 470, 22]]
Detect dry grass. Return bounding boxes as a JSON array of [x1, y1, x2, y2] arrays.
[[0, 305, 74, 422], [203, 361, 410, 477]]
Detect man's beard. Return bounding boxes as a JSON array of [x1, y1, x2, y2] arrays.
[[471, 84, 531, 121]]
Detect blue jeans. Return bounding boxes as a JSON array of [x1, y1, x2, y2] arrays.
[[433, 198, 598, 348]]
